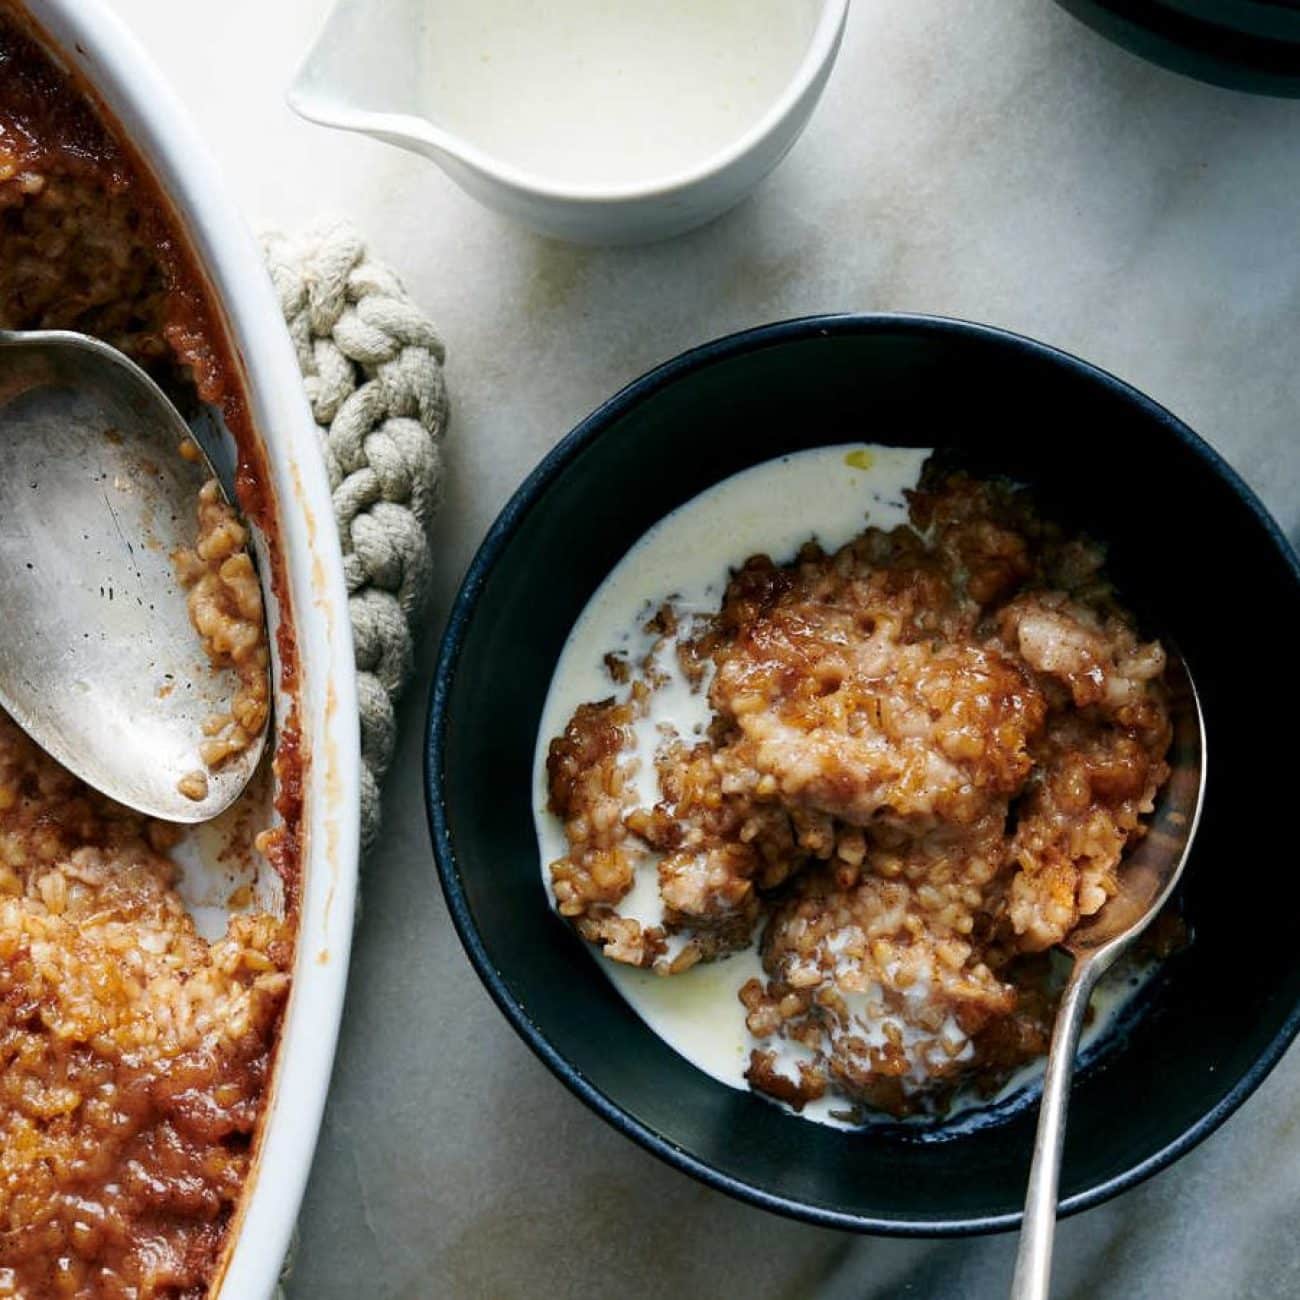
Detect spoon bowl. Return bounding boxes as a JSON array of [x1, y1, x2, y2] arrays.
[[0, 329, 269, 822]]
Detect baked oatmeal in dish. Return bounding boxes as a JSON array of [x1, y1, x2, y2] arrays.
[[1, 8, 301, 1295], [172, 477, 272, 799], [539, 449, 1172, 1123]]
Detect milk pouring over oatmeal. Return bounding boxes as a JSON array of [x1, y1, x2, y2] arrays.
[[422, 0, 822, 186]]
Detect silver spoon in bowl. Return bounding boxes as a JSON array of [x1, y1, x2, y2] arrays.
[[1010, 650, 1206, 1299], [0, 328, 269, 823]]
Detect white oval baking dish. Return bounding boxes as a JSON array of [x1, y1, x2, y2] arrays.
[[15, 2, 362, 1296]]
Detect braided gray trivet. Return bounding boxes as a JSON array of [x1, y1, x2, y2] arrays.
[[262, 220, 447, 851]]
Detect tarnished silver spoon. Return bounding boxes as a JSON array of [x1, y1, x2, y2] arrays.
[[1010, 650, 1205, 1299], [0, 328, 269, 823]]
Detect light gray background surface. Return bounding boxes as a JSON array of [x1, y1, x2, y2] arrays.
[[108, 1, 1300, 1294]]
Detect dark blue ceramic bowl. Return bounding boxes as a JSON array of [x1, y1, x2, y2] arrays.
[[1055, 0, 1300, 95], [427, 315, 1300, 1233]]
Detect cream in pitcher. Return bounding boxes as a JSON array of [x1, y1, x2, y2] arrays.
[[422, 0, 822, 186]]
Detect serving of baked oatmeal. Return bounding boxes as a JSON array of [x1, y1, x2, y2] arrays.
[[543, 466, 1172, 1121]]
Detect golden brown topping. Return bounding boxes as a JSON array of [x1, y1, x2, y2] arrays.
[[0, 712, 290, 1295], [173, 480, 270, 778]]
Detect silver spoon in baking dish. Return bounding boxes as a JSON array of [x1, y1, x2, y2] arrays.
[[1010, 651, 1205, 1300], [0, 328, 269, 823]]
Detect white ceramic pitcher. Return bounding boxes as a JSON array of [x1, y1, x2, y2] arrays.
[[289, 0, 849, 245]]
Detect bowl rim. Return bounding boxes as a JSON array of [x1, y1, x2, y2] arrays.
[[426, 311, 1300, 1236], [1053, 0, 1300, 96]]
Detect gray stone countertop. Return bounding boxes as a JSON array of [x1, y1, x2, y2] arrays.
[[109, 0, 1300, 1294]]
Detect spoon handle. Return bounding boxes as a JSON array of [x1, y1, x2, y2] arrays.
[[1010, 959, 1102, 1300]]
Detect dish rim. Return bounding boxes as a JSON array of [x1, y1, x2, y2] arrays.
[[426, 311, 1300, 1235]]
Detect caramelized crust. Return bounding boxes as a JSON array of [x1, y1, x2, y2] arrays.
[[0, 715, 290, 1297]]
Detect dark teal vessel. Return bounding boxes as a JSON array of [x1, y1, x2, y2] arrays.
[[1056, 0, 1300, 95]]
